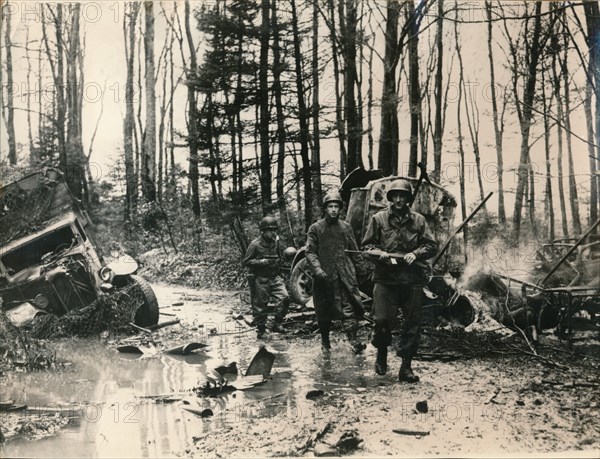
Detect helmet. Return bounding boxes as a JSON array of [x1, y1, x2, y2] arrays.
[[283, 246, 297, 259], [259, 216, 279, 231], [322, 191, 343, 208], [386, 179, 413, 201]]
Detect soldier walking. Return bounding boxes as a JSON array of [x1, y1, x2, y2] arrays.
[[305, 191, 368, 354], [361, 179, 436, 382], [242, 216, 290, 339]]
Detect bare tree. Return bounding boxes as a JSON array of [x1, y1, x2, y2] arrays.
[[123, 3, 140, 221], [142, 1, 157, 202], [1, 2, 17, 165], [485, 1, 506, 225]]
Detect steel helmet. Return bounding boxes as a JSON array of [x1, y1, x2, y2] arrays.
[[322, 190, 343, 208], [386, 179, 413, 201], [283, 246, 297, 259], [259, 216, 279, 231]]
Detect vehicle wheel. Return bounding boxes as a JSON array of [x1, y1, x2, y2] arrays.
[[130, 275, 159, 326], [289, 258, 313, 305]]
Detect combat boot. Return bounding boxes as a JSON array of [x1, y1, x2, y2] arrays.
[[375, 347, 388, 375], [257, 325, 267, 340], [271, 321, 287, 333], [398, 359, 419, 383], [346, 327, 366, 354], [321, 331, 331, 350]]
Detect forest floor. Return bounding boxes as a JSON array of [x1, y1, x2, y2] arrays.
[[0, 282, 599, 458]]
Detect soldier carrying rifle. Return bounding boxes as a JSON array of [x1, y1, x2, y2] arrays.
[[361, 179, 436, 383], [305, 191, 369, 354], [242, 216, 290, 339]]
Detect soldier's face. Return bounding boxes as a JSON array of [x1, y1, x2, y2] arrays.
[[325, 202, 341, 219], [262, 229, 276, 241], [389, 191, 411, 212]]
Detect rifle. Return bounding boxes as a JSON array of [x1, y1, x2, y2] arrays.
[[345, 250, 428, 269]]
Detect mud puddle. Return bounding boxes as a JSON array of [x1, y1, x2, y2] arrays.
[[0, 284, 376, 458]]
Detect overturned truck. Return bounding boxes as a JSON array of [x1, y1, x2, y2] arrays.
[[0, 168, 159, 331]]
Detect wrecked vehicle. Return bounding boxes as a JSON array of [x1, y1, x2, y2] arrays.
[[288, 168, 600, 341], [0, 168, 159, 328]]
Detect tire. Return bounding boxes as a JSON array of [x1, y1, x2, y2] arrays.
[[130, 275, 159, 326], [289, 258, 313, 305]]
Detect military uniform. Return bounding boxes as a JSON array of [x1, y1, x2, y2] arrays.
[[362, 208, 436, 355], [242, 233, 289, 335], [361, 179, 436, 381], [305, 191, 367, 352]]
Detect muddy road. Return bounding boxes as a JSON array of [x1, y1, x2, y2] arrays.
[[1, 283, 599, 458]]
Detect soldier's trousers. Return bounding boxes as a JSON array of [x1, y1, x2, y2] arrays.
[[251, 275, 289, 330], [317, 278, 359, 336], [371, 283, 423, 359]]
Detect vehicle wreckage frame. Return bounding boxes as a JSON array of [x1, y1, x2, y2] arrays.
[[0, 168, 159, 329], [286, 168, 600, 343]]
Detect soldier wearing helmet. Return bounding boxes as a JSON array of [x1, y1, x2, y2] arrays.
[[242, 215, 289, 339], [305, 190, 368, 354], [361, 178, 436, 383]]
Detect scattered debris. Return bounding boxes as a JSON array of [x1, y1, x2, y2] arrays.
[[485, 387, 501, 405], [336, 429, 362, 453], [116, 345, 144, 354], [148, 319, 181, 331], [392, 428, 431, 436], [245, 345, 275, 378], [182, 406, 214, 418], [416, 400, 429, 413], [214, 362, 238, 376], [306, 390, 325, 400], [164, 342, 208, 355], [313, 442, 338, 457]]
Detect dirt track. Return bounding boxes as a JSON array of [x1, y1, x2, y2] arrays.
[[1, 283, 598, 458]]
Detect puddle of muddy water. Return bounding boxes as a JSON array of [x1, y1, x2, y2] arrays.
[[0, 284, 383, 458]]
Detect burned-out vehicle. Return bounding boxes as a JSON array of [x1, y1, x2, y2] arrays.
[[0, 168, 159, 328], [288, 168, 600, 341]]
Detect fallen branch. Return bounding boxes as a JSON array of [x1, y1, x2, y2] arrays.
[[129, 322, 152, 334], [148, 319, 180, 330], [392, 428, 431, 436], [506, 345, 569, 371]]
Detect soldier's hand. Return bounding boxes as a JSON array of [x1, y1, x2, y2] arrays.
[[404, 252, 417, 265], [378, 252, 391, 264], [314, 268, 329, 282]]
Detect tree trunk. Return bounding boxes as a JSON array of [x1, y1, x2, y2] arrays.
[[541, 69, 555, 240], [184, 0, 201, 216], [341, 0, 362, 172], [512, 1, 543, 240], [552, 41, 569, 237], [585, 60, 598, 226], [66, 4, 86, 200], [259, 0, 272, 213], [123, 3, 139, 222], [407, 0, 421, 178], [485, 1, 506, 225], [291, 0, 313, 228], [584, 1, 600, 233], [377, 0, 400, 176], [327, 0, 348, 178], [142, 1, 157, 202], [311, 0, 323, 209], [272, 0, 287, 216], [561, 29, 581, 234], [2, 3, 17, 165], [454, 13, 468, 262], [432, 0, 444, 182], [26, 27, 35, 164]]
